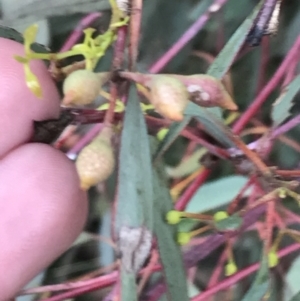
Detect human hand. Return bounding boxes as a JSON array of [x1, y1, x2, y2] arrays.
[[0, 38, 88, 300]]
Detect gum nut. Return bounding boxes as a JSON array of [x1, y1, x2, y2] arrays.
[[150, 75, 189, 121], [62, 69, 103, 106], [76, 138, 115, 190], [170, 74, 237, 111]]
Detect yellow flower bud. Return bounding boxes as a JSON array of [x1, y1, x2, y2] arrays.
[[149, 75, 189, 121], [76, 126, 115, 190], [62, 70, 109, 106]]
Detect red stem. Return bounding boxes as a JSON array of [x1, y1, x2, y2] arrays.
[[181, 131, 229, 159], [148, 0, 229, 73], [233, 35, 300, 134], [207, 249, 228, 288], [66, 123, 104, 159], [175, 168, 212, 211], [60, 12, 102, 52], [191, 243, 300, 301]]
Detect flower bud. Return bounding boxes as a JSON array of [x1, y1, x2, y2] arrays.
[[225, 261, 237, 276], [118, 71, 237, 111], [170, 74, 237, 111], [62, 70, 109, 106], [76, 126, 115, 190], [149, 75, 189, 121]]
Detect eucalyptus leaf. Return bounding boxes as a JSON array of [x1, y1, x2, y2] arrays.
[[153, 116, 190, 162], [284, 254, 300, 301], [185, 102, 235, 148], [120, 271, 138, 301], [116, 84, 153, 300], [116, 84, 153, 231], [241, 255, 270, 301], [153, 152, 189, 301], [187, 175, 251, 213], [166, 148, 206, 179], [207, 0, 264, 79], [288, 291, 300, 301], [214, 214, 243, 231], [272, 74, 300, 127]]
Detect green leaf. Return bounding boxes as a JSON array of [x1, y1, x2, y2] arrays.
[[179, 175, 251, 232], [189, 0, 213, 21], [271, 74, 300, 127], [187, 175, 251, 213], [284, 254, 300, 301], [116, 84, 154, 300], [185, 102, 235, 148], [153, 148, 189, 301], [207, 0, 264, 79], [120, 271, 138, 301], [71, 231, 94, 247], [0, 25, 24, 43], [241, 255, 270, 301], [154, 1, 264, 161], [288, 291, 300, 301], [116, 84, 153, 231], [214, 214, 243, 231], [166, 148, 206, 179], [153, 116, 190, 162], [187, 281, 201, 298], [204, 0, 263, 117]]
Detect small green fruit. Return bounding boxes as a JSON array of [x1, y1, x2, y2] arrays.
[[149, 75, 189, 121], [62, 70, 109, 106], [225, 261, 237, 276], [76, 126, 115, 190]]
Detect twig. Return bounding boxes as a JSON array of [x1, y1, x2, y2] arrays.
[[271, 114, 300, 139], [144, 205, 266, 300], [191, 243, 300, 301], [275, 169, 300, 177], [264, 201, 275, 255], [60, 12, 102, 52], [129, 0, 142, 70], [233, 34, 300, 134], [66, 124, 104, 160], [175, 168, 212, 211], [207, 249, 228, 288], [148, 0, 229, 73], [104, 26, 128, 126], [181, 131, 230, 159], [38, 265, 161, 301], [228, 175, 255, 214]]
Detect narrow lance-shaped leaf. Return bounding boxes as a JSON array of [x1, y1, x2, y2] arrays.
[[185, 102, 235, 148], [152, 138, 189, 301], [153, 116, 190, 162], [288, 291, 300, 301], [154, 1, 264, 161], [241, 255, 270, 301], [116, 84, 153, 301], [271, 73, 300, 127], [207, 0, 264, 79]]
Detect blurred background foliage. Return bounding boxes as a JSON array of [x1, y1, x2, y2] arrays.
[[1, 0, 300, 300]]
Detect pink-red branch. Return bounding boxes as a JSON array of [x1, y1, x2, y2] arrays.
[[233, 35, 300, 134], [148, 0, 229, 73]]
